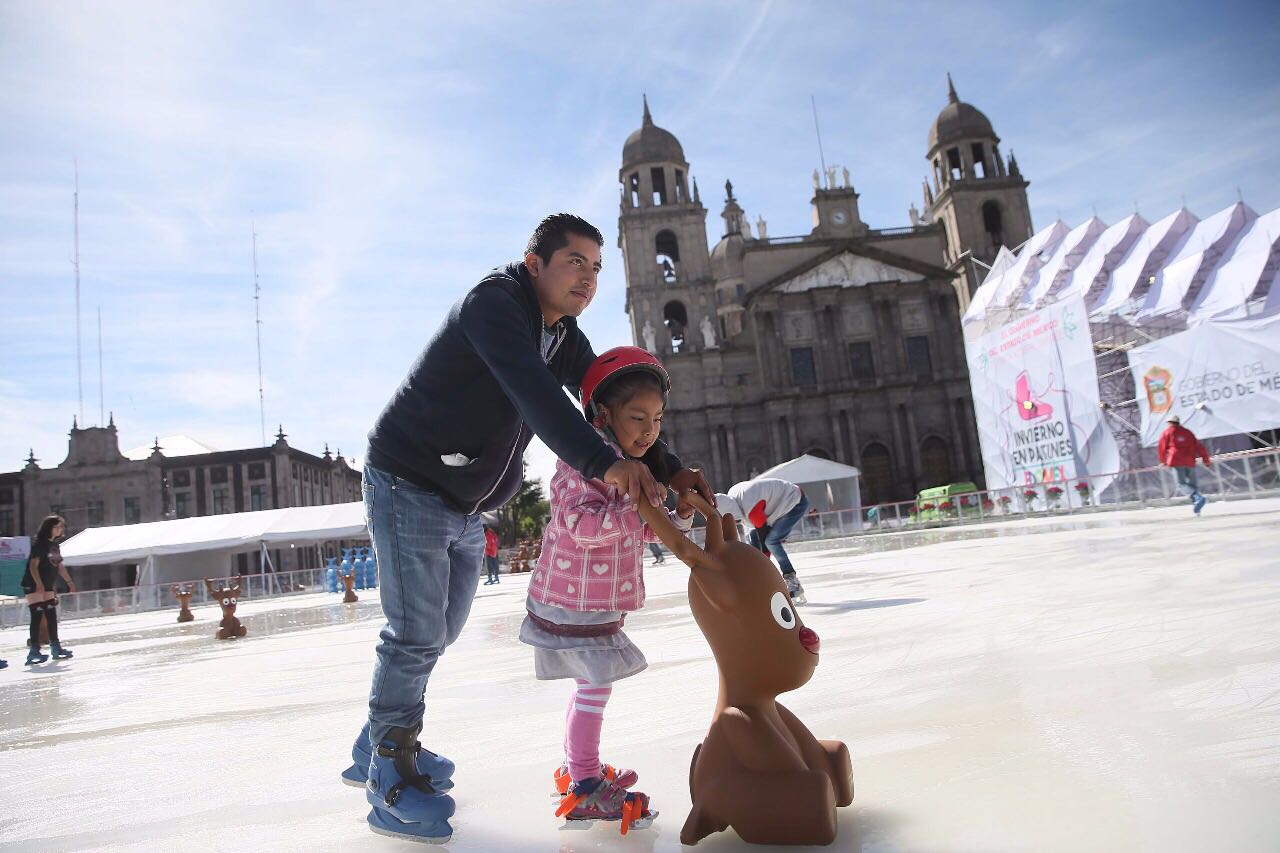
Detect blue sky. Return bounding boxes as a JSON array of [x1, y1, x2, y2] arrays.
[[3, 0, 1278, 491]]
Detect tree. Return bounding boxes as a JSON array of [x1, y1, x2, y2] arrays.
[[497, 463, 549, 545]]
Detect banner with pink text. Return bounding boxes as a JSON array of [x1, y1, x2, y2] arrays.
[[964, 297, 1120, 495]]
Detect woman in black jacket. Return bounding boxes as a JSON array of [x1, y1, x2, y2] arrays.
[[22, 514, 76, 665]]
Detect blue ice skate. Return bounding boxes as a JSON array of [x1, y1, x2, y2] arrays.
[[365, 724, 455, 844], [50, 643, 73, 660], [341, 721, 454, 791], [25, 648, 48, 666]]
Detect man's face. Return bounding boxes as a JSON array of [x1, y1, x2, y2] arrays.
[[526, 233, 601, 325]]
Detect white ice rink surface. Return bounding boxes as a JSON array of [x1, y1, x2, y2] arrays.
[[2, 499, 1279, 852]]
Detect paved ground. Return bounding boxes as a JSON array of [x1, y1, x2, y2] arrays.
[[2, 498, 1278, 852]]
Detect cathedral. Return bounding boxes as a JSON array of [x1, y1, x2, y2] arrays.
[[617, 78, 1034, 504]]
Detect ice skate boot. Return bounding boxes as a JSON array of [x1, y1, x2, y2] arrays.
[[25, 648, 48, 666], [785, 574, 807, 605], [556, 776, 656, 835], [0, 659, 8, 669], [552, 762, 637, 797], [50, 643, 73, 660], [342, 721, 454, 791], [365, 724, 455, 844]]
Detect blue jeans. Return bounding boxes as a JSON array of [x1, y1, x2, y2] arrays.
[[1173, 466, 1203, 503], [363, 464, 485, 746], [748, 492, 809, 577]]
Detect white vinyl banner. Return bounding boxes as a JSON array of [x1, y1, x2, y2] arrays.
[[965, 297, 1120, 492], [1127, 312, 1280, 447]]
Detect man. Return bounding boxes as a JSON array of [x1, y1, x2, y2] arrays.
[[716, 477, 809, 604], [343, 214, 712, 842], [1158, 415, 1211, 515]]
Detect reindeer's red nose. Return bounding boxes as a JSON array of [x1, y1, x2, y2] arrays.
[[799, 626, 820, 655]]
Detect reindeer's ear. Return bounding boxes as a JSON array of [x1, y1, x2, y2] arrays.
[[721, 513, 739, 542]]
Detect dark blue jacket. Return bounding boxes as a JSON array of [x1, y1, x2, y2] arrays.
[[366, 262, 679, 514]]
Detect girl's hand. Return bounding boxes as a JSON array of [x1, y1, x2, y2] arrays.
[[604, 459, 665, 508], [67, 582, 77, 593]]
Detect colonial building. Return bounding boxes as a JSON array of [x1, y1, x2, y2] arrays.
[[618, 80, 1033, 504], [0, 417, 361, 588]]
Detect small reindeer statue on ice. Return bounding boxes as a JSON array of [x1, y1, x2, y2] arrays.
[[172, 584, 195, 623], [204, 578, 247, 640]]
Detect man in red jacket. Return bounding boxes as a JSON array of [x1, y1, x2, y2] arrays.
[[1157, 415, 1211, 515], [482, 524, 500, 585]]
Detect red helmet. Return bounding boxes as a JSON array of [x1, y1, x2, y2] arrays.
[[580, 346, 670, 422]]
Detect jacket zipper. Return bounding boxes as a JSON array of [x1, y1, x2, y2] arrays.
[[470, 322, 567, 514]]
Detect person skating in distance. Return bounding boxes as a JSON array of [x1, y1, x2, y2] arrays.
[[716, 478, 809, 604]]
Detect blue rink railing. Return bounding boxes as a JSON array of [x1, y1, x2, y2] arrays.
[[3, 448, 1277, 628]]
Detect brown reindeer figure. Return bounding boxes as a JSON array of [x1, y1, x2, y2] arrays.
[[172, 584, 195, 623], [638, 492, 853, 846], [204, 578, 247, 640], [339, 568, 358, 603]]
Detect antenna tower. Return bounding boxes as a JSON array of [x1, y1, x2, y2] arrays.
[[810, 94, 828, 187], [97, 306, 104, 425], [253, 224, 267, 446], [74, 161, 84, 423]]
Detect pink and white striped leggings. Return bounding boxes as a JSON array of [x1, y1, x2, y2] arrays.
[[563, 678, 613, 782]]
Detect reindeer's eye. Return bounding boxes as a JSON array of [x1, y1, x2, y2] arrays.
[[770, 591, 796, 630], [221, 598, 230, 606], [229, 597, 237, 605]]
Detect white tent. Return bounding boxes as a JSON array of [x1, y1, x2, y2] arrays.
[[1016, 216, 1107, 309], [1188, 206, 1280, 322], [988, 220, 1069, 309], [60, 502, 369, 585], [1135, 202, 1255, 321], [1066, 214, 1148, 307], [758, 454, 862, 517], [1089, 207, 1197, 318]]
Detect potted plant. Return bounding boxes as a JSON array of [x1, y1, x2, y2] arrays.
[[939, 499, 956, 518], [998, 495, 1012, 514], [1021, 488, 1038, 510], [981, 498, 995, 514], [1075, 481, 1091, 506], [1045, 485, 1064, 509]]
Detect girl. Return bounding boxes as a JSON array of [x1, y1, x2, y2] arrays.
[[521, 346, 693, 831], [23, 514, 76, 665]]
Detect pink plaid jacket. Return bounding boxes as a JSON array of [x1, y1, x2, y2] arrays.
[[528, 444, 690, 613]]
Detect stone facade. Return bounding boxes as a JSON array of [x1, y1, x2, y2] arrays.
[[0, 418, 361, 589], [618, 82, 1033, 505]]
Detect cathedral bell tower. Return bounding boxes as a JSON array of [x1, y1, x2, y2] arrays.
[[618, 97, 713, 356], [924, 74, 1033, 300]]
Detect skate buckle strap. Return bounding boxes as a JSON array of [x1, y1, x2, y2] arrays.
[[376, 740, 437, 805]]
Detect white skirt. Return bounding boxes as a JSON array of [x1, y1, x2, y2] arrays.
[[519, 597, 648, 684]]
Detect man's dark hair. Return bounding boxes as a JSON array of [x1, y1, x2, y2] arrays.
[[526, 213, 604, 264]]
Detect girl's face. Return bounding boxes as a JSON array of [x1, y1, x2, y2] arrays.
[[598, 388, 665, 459], [52, 520, 66, 539]]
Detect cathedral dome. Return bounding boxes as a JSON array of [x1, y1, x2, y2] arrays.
[[622, 97, 686, 167], [928, 75, 996, 154]]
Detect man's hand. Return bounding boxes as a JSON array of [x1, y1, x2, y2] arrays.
[[604, 459, 665, 508], [670, 468, 713, 517]]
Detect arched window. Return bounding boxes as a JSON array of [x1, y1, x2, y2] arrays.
[[663, 301, 688, 353], [860, 442, 893, 506], [982, 200, 1004, 252], [920, 436, 952, 488], [655, 230, 680, 283]]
